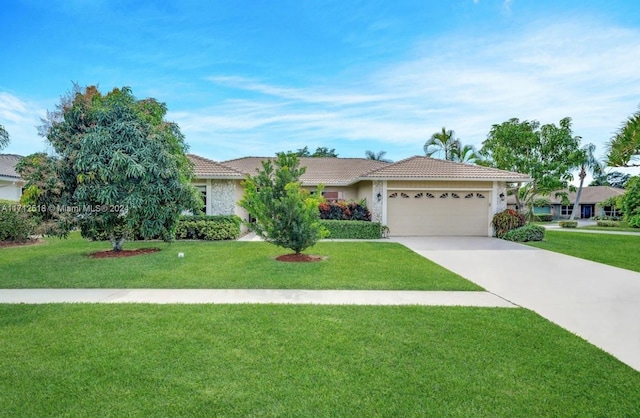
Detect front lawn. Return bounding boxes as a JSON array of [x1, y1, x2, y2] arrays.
[[1, 304, 638, 417], [526, 230, 640, 272], [0, 233, 480, 290]]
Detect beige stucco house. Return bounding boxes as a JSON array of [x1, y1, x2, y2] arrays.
[[0, 154, 24, 201], [189, 154, 531, 237]]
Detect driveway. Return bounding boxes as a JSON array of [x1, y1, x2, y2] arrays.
[[390, 236, 640, 372]]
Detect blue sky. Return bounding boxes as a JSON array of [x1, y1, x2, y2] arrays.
[[1, 0, 639, 175]]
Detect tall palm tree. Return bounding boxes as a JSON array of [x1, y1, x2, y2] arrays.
[[0, 124, 9, 151], [365, 150, 392, 163], [570, 143, 603, 220], [424, 127, 461, 160]]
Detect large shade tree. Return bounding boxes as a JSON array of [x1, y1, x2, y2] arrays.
[[480, 117, 583, 218], [607, 106, 640, 168], [39, 85, 200, 251]]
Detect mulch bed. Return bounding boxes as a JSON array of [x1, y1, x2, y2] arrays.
[[90, 248, 161, 259], [275, 253, 325, 262]]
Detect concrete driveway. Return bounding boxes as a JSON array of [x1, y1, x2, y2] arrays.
[[390, 236, 640, 372]]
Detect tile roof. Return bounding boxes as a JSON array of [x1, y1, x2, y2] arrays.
[[508, 186, 625, 205], [222, 157, 389, 185], [364, 156, 531, 181], [0, 154, 23, 179], [187, 154, 244, 178]]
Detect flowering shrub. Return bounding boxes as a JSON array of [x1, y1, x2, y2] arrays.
[[491, 209, 525, 238], [318, 200, 371, 221]]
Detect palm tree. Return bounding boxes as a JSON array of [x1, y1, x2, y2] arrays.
[[0, 124, 9, 151], [570, 143, 603, 220], [424, 127, 461, 160], [365, 150, 392, 163], [453, 144, 480, 164], [606, 106, 640, 168]]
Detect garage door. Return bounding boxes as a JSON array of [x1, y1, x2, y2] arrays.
[[387, 191, 490, 236]]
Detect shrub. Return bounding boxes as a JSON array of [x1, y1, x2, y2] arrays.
[[628, 215, 640, 228], [0, 200, 35, 242], [597, 220, 620, 228], [558, 220, 578, 228], [318, 200, 371, 221], [174, 215, 241, 240], [491, 209, 526, 238], [502, 223, 545, 242], [533, 214, 553, 222], [320, 220, 382, 239]]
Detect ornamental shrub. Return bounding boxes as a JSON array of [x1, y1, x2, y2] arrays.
[[174, 215, 241, 240], [320, 220, 382, 239], [491, 209, 526, 238], [558, 220, 578, 228], [318, 200, 371, 221], [0, 200, 35, 242], [502, 223, 545, 242], [628, 215, 640, 228], [533, 214, 553, 222], [596, 220, 620, 228]]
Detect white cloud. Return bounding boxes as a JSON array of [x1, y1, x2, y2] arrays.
[[167, 18, 640, 163], [0, 93, 48, 155]]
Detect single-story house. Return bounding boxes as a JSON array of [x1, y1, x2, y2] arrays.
[[189, 154, 531, 237], [0, 154, 24, 201], [506, 186, 626, 219]]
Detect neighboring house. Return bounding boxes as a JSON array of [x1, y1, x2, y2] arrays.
[[190, 154, 531, 237], [0, 154, 24, 201], [506, 186, 626, 219]]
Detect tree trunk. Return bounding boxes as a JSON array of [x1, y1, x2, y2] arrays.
[[569, 169, 586, 221], [109, 234, 126, 252]]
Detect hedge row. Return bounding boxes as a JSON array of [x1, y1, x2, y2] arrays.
[[320, 220, 382, 239], [175, 215, 241, 240]]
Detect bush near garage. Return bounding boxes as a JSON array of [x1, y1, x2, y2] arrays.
[[318, 200, 371, 221], [533, 214, 554, 222], [320, 220, 382, 239], [491, 209, 526, 238], [502, 224, 545, 242]]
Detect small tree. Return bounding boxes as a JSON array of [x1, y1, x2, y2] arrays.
[[239, 152, 327, 254], [620, 176, 640, 226]]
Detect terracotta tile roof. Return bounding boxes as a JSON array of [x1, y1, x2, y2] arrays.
[[0, 154, 23, 179], [222, 157, 389, 185], [187, 154, 244, 178], [364, 156, 531, 181]]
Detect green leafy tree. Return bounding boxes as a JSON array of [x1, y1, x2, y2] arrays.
[[0, 124, 9, 150], [620, 176, 640, 226], [295, 146, 339, 158], [239, 152, 328, 254], [424, 127, 461, 160], [590, 171, 630, 189], [453, 144, 481, 164], [480, 117, 583, 219], [365, 150, 392, 162], [606, 106, 640, 168], [570, 143, 603, 220], [39, 85, 200, 251]]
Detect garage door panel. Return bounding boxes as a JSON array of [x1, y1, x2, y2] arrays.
[[387, 191, 489, 236]]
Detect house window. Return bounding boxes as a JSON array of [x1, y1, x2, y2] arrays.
[[603, 206, 620, 217], [561, 205, 573, 216]]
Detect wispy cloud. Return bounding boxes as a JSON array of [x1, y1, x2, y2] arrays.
[[0, 93, 48, 154], [173, 18, 640, 161]]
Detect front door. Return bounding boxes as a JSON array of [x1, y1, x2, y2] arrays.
[[581, 205, 593, 219]]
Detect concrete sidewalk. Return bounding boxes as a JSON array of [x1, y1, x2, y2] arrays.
[[392, 236, 640, 372], [0, 289, 515, 307]]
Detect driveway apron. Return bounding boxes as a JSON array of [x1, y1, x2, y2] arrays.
[[391, 236, 640, 372]]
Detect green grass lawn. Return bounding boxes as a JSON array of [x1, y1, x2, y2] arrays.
[[526, 230, 640, 272], [0, 233, 480, 290], [580, 222, 640, 233], [1, 304, 638, 417]]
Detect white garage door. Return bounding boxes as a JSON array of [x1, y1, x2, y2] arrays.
[[387, 191, 490, 236]]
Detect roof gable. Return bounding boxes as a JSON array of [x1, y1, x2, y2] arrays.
[[365, 156, 531, 181], [187, 154, 244, 178]]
